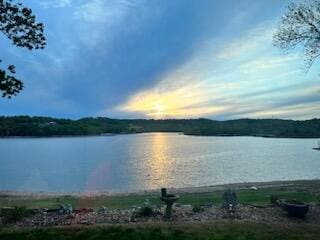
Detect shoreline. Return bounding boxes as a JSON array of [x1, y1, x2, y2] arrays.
[[0, 132, 319, 139], [1, 179, 320, 198]]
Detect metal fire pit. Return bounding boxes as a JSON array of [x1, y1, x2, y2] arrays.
[[282, 200, 309, 218]]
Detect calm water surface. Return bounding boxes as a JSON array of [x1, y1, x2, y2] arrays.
[[0, 133, 319, 192]]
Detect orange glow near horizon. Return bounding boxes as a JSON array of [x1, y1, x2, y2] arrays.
[[118, 85, 226, 119]]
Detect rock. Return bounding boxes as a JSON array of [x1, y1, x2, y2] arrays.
[[180, 204, 192, 210], [201, 202, 214, 208], [66, 214, 75, 219], [129, 215, 136, 222], [80, 219, 92, 225], [98, 206, 107, 214], [8, 203, 320, 227], [74, 208, 93, 214]]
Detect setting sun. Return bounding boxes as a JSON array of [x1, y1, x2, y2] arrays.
[[153, 102, 167, 117], [154, 102, 166, 112]]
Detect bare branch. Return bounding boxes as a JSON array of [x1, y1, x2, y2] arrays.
[[273, 0, 320, 72]]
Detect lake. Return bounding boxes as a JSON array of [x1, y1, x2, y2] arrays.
[[0, 133, 319, 193]]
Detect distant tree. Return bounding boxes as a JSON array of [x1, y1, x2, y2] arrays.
[[273, 0, 320, 71], [0, 0, 46, 98]]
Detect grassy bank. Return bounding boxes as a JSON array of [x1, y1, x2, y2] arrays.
[[1, 180, 319, 210], [1, 222, 320, 240], [1, 181, 320, 239]]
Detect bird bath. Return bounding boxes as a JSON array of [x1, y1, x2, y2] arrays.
[[160, 188, 179, 219]]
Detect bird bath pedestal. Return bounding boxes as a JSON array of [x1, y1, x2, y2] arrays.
[[160, 188, 179, 220]]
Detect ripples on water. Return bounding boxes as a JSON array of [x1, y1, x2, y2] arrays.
[[0, 133, 319, 192]]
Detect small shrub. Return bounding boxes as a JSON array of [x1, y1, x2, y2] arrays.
[[138, 206, 154, 217], [1, 206, 31, 224], [192, 205, 204, 213]]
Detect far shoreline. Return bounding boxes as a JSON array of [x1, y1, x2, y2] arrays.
[[2, 117, 320, 138], [1, 179, 320, 198], [0, 132, 319, 139]]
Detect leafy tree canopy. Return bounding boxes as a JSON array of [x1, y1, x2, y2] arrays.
[[0, 0, 46, 98]]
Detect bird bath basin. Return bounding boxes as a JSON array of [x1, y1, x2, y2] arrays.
[[160, 188, 179, 219]]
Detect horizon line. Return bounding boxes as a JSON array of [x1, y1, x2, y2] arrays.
[[0, 115, 319, 122]]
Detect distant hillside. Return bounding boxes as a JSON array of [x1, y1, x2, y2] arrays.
[[0, 116, 319, 138]]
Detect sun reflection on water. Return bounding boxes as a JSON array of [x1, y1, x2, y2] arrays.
[[147, 133, 172, 189]]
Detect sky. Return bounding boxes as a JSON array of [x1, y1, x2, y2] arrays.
[[0, 0, 319, 120]]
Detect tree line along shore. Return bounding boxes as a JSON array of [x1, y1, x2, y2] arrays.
[[0, 116, 319, 138]]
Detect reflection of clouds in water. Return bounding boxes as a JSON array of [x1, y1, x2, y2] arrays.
[[19, 168, 49, 192]]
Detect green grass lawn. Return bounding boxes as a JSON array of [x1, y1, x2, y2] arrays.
[[0, 186, 319, 210], [1, 222, 320, 240]]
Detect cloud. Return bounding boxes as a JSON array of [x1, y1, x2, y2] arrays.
[[118, 82, 227, 118], [2, 0, 318, 120], [40, 0, 73, 8], [217, 24, 275, 60], [72, 0, 145, 49], [239, 54, 300, 73], [118, 21, 319, 120], [245, 103, 320, 120], [73, 0, 138, 23]]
